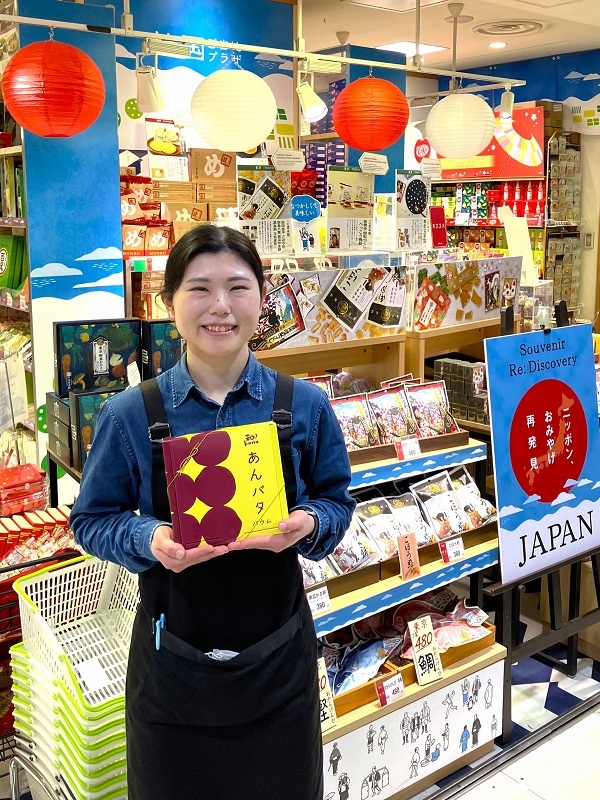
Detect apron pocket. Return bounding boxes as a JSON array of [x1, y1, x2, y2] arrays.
[[133, 607, 313, 728]]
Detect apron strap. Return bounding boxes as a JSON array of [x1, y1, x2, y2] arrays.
[[272, 372, 297, 508], [140, 378, 172, 522]]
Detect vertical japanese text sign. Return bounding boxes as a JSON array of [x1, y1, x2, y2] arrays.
[[485, 325, 600, 584]]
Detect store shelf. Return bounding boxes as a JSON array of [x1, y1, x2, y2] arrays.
[[0, 289, 29, 313], [349, 436, 487, 490], [20, 418, 35, 432], [0, 146, 22, 158], [455, 418, 491, 436], [313, 525, 498, 639], [125, 255, 168, 272], [0, 217, 25, 228], [47, 447, 82, 483], [300, 132, 340, 142], [446, 217, 543, 229]]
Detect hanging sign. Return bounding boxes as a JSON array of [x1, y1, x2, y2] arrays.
[[486, 324, 600, 584], [317, 657, 337, 733], [376, 672, 405, 707], [407, 615, 444, 686], [358, 152, 390, 175], [398, 531, 421, 581], [271, 149, 306, 171]]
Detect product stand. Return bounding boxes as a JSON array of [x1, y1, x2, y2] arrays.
[[45, 449, 82, 508]]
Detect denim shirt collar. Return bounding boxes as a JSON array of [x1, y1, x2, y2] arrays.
[[170, 350, 263, 408]]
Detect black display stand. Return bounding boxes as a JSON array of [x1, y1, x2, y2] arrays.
[[46, 448, 82, 506]]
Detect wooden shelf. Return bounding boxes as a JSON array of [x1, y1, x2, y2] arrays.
[[300, 132, 341, 142], [0, 146, 22, 157], [455, 418, 491, 436], [313, 523, 498, 639]]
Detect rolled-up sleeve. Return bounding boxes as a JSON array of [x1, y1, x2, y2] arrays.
[[295, 393, 355, 561], [70, 400, 159, 574]]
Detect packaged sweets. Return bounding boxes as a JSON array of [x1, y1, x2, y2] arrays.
[[366, 388, 418, 443], [302, 374, 334, 399], [410, 471, 471, 539], [405, 381, 459, 438], [330, 394, 381, 451], [354, 498, 401, 559], [328, 515, 381, 574], [298, 555, 339, 589], [448, 466, 496, 527], [388, 494, 436, 546]]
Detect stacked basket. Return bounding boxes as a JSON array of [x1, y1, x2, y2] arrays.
[[9, 557, 139, 800]]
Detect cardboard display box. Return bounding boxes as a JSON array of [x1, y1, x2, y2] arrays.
[[141, 320, 184, 379]]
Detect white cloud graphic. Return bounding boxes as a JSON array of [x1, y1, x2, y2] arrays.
[[593, 481, 600, 490], [73, 274, 123, 289], [578, 478, 592, 487], [30, 263, 83, 277], [352, 604, 367, 613], [361, 472, 376, 478], [279, 61, 294, 72], [75, 246, 123, 261], [565, 71, 584, 79], [500, 505, 523, 516], [472, 448, 484, 454], [381, 593, 393, 601], [409, 582, 423, 589], [551, 492, 576, 506], [564, 478, 578, 488], [583, 73, 600, 81], [255, 53, 284, 63], [524, 494, 541, 505], [423, 459, 436, 466], [115, 43, 135, 60]]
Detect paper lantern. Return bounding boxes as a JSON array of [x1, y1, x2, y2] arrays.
[[2, 41, 105, 138], [425, 94, 496, 159], [191, 69, 277, 153], [332, 77, 409, 152]]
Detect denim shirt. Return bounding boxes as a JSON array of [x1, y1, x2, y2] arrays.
[[70, 352, 356, 574]]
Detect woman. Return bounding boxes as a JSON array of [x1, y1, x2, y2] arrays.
[[71, 225, 355, 800]]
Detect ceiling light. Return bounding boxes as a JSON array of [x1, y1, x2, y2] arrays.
[[296, 81, 328, 123], [143, 39, 191, 58], [499, 87, 514, 120], [489, 41, 507, 49], [136, 54, 163, 113], [377, 41, 446, 57]]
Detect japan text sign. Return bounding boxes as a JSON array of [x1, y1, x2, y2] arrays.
[[486, 325, 600, 584]]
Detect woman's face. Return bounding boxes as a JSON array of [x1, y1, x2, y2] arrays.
[[165, 250, 265, 364]]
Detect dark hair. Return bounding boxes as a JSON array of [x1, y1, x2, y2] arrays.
[[162, 225, 264, 300]]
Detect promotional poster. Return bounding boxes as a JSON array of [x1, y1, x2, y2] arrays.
[[486, 325, 600, 584]]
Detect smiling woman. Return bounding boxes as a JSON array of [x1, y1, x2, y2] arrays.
[[70, 225, 356, 800]]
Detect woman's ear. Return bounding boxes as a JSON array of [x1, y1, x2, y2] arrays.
[[261, 284, 267, 303], [162, 294, 175, 321]]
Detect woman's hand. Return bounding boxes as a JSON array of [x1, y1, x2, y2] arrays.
[[227, 509, 315, 553], [150, 525, 228, 573]]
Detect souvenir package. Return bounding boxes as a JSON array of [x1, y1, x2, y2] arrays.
[[333, 637, 402, 695], [69, 389, 124, 472], [141, 320, 184, 380], [54, 319, 142, 399], [410, 472, 471, 540], [162, 421, 288, 549], [328, 515, 381, 575], [367, 265, 407, 328], [332, 371, 375, 398], [330, 394, 380, 451], [381, 373, 413, 389], [299, 555, 339, 589], [321, 266, 390, 331], [366, 388, 418, 443], [238, 171, 289, 220], [388, 494, 436, 547], [354, 498, 401, 559], [412, 277, 452, 330], [448, 466, 496, 527], [405, 382, 459, 438], [0, 464, 46, 516], [249, 282, 305, 352], [302, 374, 334, 399]]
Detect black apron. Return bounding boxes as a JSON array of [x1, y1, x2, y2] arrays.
[[126, 375, 323, 800]]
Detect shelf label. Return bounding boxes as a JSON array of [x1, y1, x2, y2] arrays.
[[439, 536, 466, 564], [317, 657, 337, 732], [398, 531, 421, 581], [420, 158, 442, 179], [359, 152, 389, 175], [408, 615, 443, 686], [376, 672, 405, 707], [307, 585, 331, 617], [394, 437, 421, 460], [272, 148, 306, 171]]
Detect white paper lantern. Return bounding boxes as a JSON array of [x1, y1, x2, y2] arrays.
[[425, 94, 496, 159], [191, 69, 278, 152]]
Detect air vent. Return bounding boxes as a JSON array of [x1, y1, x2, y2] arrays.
[[472, 20, 545, 37]]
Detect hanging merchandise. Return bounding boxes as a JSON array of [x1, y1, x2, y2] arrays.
[[332, 77, 409, 152], [2, 39, 105, 138], [190, 68, 277, 153], [425, 94, 496, 160]]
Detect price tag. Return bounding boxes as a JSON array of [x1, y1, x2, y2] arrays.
[[307, 585, 331, 617], [438, 536, 466, 564], [317, 657, 337, 732], [407, 615, 443, 686], [127, 362, 142, 387], [398, 531, 421, 581], [358, 152, 389, 175], [394, 437, 421, 460], [376, 672, 405, 707], [271, 149, 306, 171]]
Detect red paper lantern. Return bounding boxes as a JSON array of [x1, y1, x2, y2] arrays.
[[332, 77, 409, 152], [2, 41, 105, 138]]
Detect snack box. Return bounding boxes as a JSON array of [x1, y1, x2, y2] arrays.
[[45, 392, 70, 427], [48, 416, 70, 449], [141, 320, 184, 380], [54, 319, 141, 399], [48, 432, 72, 469], [69, 389, 124, 472]]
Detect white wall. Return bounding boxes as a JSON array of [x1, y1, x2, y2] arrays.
[[579, 134, 600, 322]]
